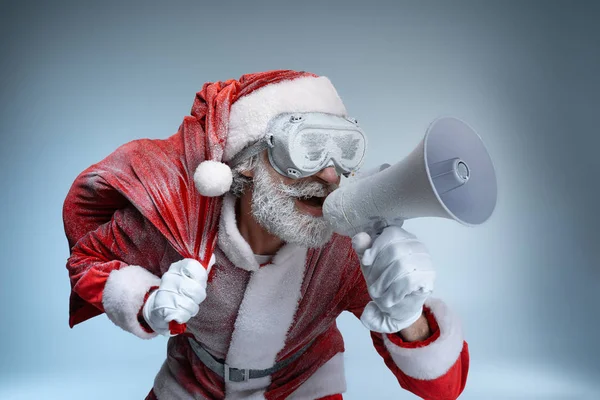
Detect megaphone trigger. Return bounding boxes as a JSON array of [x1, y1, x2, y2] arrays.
[[351, 216, 408, 257], [351, 232, 373, 256]]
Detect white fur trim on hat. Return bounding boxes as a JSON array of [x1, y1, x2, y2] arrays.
[[194, 160, 233, 197], [224, 75, 347, 162]]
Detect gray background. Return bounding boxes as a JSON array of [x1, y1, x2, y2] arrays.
[[1, 0, 599, 399]]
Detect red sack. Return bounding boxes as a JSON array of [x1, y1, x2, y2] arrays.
[[63, 70, 315, 328]]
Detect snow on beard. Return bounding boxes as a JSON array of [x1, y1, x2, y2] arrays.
[[250, 157, 337, 248]]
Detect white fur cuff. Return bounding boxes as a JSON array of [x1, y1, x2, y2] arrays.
[[382, 298, 464, 380], [102, 265, 162, 339]]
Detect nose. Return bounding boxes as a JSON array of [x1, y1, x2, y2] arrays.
[[314, 166, 340, 186]]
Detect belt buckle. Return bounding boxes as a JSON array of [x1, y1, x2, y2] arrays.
[[224, 364, 250, 383]]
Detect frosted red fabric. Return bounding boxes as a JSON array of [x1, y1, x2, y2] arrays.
[[68, 202, 468, 399], [63, 70, 315, 326], [372, 336, 470, 400], [63, 69, 469, 399]]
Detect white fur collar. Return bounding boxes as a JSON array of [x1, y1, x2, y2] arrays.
[[217, 193, 260, 271], [224, 243, 307, 398], [216, 193, 310, 398]]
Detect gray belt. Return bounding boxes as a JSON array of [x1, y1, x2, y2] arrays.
[[187, 337, 313, 383]]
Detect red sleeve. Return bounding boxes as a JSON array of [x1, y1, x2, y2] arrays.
[[345, 264, 469, 400], [67, 204, 170, 331], [369, 331, 470, 400]]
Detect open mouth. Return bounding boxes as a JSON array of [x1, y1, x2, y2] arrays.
[[295, 194, 327, 217], [297, 195, 326, 208]]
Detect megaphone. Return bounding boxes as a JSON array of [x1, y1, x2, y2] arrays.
[[322, 117, 497, 237]]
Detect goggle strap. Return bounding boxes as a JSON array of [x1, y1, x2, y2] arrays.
[[228, 135, 272, 170]]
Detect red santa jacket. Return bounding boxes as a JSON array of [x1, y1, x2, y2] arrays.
[[63, 132, 469, 400]]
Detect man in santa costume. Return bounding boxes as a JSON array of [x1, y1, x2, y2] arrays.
[[63, 70, 469, 399]]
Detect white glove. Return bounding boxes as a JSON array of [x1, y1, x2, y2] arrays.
[[143, 255, 215, 336], [352, 225, 435, 334]]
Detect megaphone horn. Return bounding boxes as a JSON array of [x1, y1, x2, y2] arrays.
[[323, 117, 497, 237]]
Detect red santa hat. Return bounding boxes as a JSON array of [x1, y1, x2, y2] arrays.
[[192, 70, 348, 197]]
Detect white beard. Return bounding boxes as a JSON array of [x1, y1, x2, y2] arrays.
[[250, 159, 336, 248]]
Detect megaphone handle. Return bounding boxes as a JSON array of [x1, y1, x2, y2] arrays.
[[352, 217, 408, 257], [363, 217, 404, 238]]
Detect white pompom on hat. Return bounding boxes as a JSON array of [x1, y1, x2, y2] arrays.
[[193, 74, 347, 197], [193, 160, 233, 197]]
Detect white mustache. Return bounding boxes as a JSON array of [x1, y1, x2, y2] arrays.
[[276, 181, 338, 198], [250, 158, 335, 248]]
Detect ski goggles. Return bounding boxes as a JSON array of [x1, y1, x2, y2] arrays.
[[230, 112, 367, 179]]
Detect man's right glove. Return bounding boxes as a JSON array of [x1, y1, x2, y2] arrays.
[[352, 225, 436, 334], [142, 255, 215, 336]]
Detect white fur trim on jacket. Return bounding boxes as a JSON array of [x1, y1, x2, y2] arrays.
[[217, 193, 260, 272], [102, 265, 161, 340], [224, 76, 347, 162], [288, 353, 346, 400], [382, 297, 464, 380], [224, 244, 308, 399]]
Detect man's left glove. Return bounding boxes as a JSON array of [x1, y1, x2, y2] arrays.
[[142, 256, 214, 336], [352, 225, 436, 334]]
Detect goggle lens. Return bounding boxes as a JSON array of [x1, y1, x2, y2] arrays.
[[290, 129, 366, 174]]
